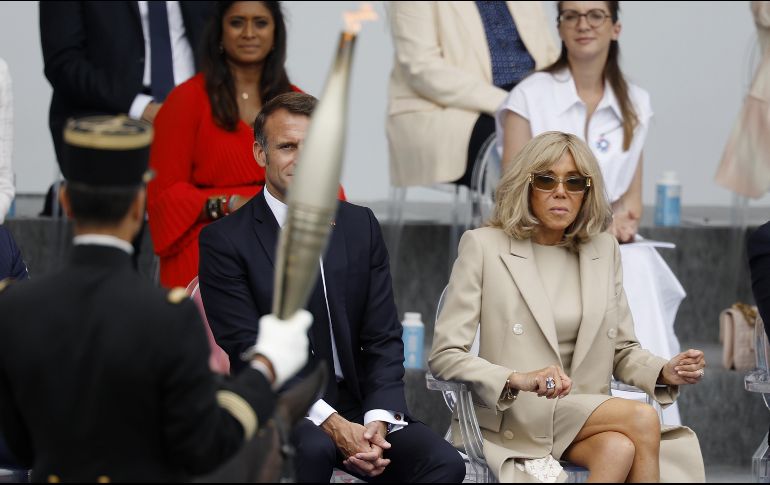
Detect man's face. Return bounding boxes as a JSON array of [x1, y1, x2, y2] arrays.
[[253, 109, 310, 203]]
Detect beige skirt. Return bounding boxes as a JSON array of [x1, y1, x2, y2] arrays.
[[551, 393, 613, 459]]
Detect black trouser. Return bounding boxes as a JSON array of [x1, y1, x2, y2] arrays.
[[290, 382, 465, 483], [453, 113, 497, 187]]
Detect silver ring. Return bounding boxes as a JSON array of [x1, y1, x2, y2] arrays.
[[699, 368, 705, 378], [546, 377, 556, 390]]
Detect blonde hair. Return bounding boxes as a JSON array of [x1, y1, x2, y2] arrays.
[[488, 131, 612, 251]]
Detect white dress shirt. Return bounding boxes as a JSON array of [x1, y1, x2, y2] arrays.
[[0, 58, 14, 223], [496, 69, 653, 203], [73, 234, 135, 255], [129, 1, 196, 119], [262, 187, 407, 431]]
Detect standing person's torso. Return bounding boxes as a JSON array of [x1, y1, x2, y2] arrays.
[[0, 245, 203, 481], [498, 70, 652, 203]]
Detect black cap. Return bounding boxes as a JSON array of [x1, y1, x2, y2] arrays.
[[62, 115, 154, 187]]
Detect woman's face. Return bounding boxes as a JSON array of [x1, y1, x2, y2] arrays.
[[558, 1, 620, 62], [221, 2, 275, 66], [529, 151, 587, 244]]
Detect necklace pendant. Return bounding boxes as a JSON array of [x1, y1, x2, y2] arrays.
[[241, 92, 249, 100]]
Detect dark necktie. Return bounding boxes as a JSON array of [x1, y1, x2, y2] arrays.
[[308, 281, 339, 406], [148, 1, 174, 102]]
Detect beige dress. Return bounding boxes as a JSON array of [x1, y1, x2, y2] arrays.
[[532, 244, 612, 459]]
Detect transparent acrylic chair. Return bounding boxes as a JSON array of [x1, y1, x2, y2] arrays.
[[469, 133, 501, 229], [744, 315, 770, 482]]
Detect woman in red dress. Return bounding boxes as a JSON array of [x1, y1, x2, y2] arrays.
[[149, 1, 334, 288]]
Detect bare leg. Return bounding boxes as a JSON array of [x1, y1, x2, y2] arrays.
[[564, 398, 661, 483], [565, 431, 635, 482]]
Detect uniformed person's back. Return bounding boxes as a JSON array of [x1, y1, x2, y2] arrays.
[[0, 116, 313, 482]]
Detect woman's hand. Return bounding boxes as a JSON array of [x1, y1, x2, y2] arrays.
[[509, 365, 572, 399], [658, 349, 706, 386], [609, 209, 639, 243]]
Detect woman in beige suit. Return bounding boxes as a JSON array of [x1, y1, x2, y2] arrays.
[[429, 132, 706, 483], [386, 1, 558, 188]]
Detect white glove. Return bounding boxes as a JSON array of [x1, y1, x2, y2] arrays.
[[251, 309, 312, 389]]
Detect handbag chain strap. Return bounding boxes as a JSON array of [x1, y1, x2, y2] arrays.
[[733, 302, 758, 326]]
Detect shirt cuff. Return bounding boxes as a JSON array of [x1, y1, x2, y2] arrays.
[[364, 409, 408, 434], [129, 93, 154, 120], [306, 399, 337, 426]]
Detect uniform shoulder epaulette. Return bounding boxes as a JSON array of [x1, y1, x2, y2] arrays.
[[167, 287, 189, 304], [0, 278, 13, 293]]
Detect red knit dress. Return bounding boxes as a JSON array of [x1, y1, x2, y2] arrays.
[[147, 74, 344, 288]]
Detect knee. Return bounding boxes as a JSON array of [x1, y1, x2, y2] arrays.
[[419, 440, 466, 482], [627, 403, 660, 445], [596, 431, 636, 469]]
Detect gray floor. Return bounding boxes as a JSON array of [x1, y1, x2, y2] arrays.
[[706, 464, 754, 483]]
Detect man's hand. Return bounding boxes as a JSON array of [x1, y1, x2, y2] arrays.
[[343, 421, 391, 477], [141, 101, 162, 124], [321, 415, 391, 477]]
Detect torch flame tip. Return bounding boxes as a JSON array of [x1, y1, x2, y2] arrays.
[[344, 2, 378, 34]]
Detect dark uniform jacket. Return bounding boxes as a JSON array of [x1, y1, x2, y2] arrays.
[[199, 190, 408, 414], [0, 226, 27, 281], [0, 244, 274, 482]]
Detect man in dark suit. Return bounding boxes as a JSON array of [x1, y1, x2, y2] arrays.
[[0, 115, 312, 482], [749, 221, 770, 350], [39, 1, 212, 174], [199, 93, 465, 483], [0, 226, 28, 281]]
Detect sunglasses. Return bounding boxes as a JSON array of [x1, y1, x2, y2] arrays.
[[529, 173, 591, 193]]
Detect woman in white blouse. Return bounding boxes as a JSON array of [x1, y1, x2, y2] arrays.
[[496, 1, 686, 424], [0, 58, 14, 224]]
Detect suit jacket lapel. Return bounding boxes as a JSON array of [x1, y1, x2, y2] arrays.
[[571, 238, 608, 374], [251, 190, 279, 268], [321, 216, 357, 392], [500, 237, 561, 360]]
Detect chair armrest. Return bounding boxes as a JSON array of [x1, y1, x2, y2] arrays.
[[425, 372, 487, 465]]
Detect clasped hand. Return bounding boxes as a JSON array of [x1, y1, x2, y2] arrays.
[[322, 414, 392, 477]]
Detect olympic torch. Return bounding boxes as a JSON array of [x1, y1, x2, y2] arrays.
[[272, 4, 377, 319]]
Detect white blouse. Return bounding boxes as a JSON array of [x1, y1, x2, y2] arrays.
[[496, 70, 653, 203], [0, 58, 14, 223]]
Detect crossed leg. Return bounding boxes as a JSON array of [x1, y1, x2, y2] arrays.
[[563, 398, 661, 483]]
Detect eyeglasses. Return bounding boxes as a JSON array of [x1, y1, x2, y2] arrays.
[[558, 9, 611, 29], [529, 173, 591, 193]]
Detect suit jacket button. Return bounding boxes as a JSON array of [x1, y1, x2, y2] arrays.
[[512, 324, 524, 335], [394, 413, 402, 421], [607, 328, 617, 339], [503, 430, 514, 440]]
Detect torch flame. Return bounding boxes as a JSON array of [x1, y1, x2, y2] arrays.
[[343, 2, 378, 34]]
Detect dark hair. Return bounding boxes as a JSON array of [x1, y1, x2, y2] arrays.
[[253, 92, 317, 148], [546, 1, 638, 151], [200, 1, 292, 131], [65, 183, 140, 226]]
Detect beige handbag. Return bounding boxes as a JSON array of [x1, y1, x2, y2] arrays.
[[719, 302, 758, 370]]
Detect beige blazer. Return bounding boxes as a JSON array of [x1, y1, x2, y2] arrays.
[[430, 228, 705, 482], [386, 1, 558, 187]]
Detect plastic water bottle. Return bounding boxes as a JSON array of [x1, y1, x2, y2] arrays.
[[402, 312, 424, 369], [655, 171, 681, 226]]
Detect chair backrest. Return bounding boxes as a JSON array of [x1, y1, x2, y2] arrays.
[[185, 276, 231, 375], [470, 133, 502, 228]]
